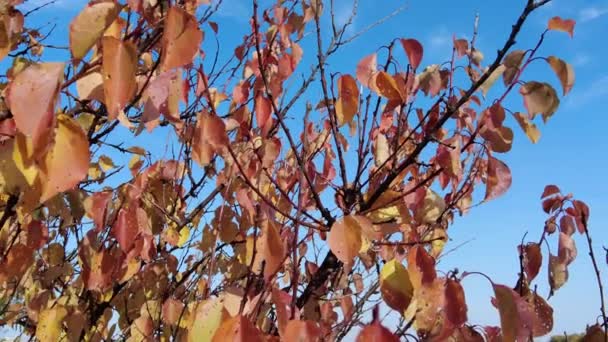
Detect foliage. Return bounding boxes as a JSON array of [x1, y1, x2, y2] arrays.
[[0, 0, 605, 341]]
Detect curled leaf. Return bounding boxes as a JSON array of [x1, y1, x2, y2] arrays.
[[547, 17, 575, 37], [400, 38, 423, 70], [546, 56, 574, 95], [520, 81, 559, 123], [485, 156, 511, 201]]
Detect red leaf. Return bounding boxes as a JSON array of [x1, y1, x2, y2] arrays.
[[400, 38, 423, 70], [547, 16, 575, 37], [356, 321, 399, 342], [445, 278, 467, 327], [519, 243, 542, 282], [6, 62, 64, 151], [84, 191, 112, 231], [453, 37, 469, 58], [112, 206, 140, 253], [484, 156, 512, 201], [541, 185, 560, 199], [25, 220, 49, 250], [559, 215, 575, 235], [255, 95, 272, 134], [407, 245, 436, 287]]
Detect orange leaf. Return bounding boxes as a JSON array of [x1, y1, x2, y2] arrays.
[[400, 38, 423, 70], [257, 220, 285, 281], [284, 320, 321, 342], [6, 62, 64, 151], [484, 156, 511, 201], [102, 37, 137, 121], [39, 115, 90, 202], [327, 215, 363, 264], [356, 53, 377, 88], [375, 71, 403, 101], [546, 56, 575, 95], [192, 112, 228, 167], [547, 16, 575, 37], [162, 6, 203, 71], [212, 315, 263, 342], [335, 74, 359, 126], [69, 1, 122, 60]]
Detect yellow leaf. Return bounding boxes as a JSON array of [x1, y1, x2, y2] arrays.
[[380, 259, 414, 313], [12, 133, 38, 185], [36, 305, 68, 342], [416, 189, 446, 225], [188, 298, 228, 342], [480, 65, 506, 97], [39, 114, 90, 203], [98, 155, 115, 171], [178, 227, 190, 247], [375, 71, 403, 101], [514, 112, 541, 144]]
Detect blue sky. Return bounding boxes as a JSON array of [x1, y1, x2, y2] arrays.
[[8, 0, 608, 338]]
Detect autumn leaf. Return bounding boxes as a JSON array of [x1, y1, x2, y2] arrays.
[[548, 254, 568, 295], [162, 6, 203, 71], [69, 2, 122, 60], [492, 284, 534, 342], [400, 38, 423, 70], [546, 56, 575, 95], [255, 220, 285, 280], [356, 53, 377, 88], [375, 71, 403, 101], [335, 74, 359, 126], [502, 50, 526, 86], [356, 321, 399, 342], [39, 114, 90, 203], [188, 298, 228, 342], [380, 259, 414, 313], [547, 16, 575, 37], [328, 215, 364, 264], [519, 243, 542, 282], [192, 112, 228, 167], [445, 278, 467, 327], [479, 65, 506, 97], [36, 305, 68, 342], [101, 37, 137, 121], [212, 314, 264, 342], [520, 81, 559, 123], [484, 156, 511, 201], [513, 112, 541, 143], [6, 62, 64, 151], [284, 320, 322, 341]]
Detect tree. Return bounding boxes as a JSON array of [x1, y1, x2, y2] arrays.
[[0, 0, 605, 340]]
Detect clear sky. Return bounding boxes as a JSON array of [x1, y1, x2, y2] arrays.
[[7, 0, 608, 339]]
